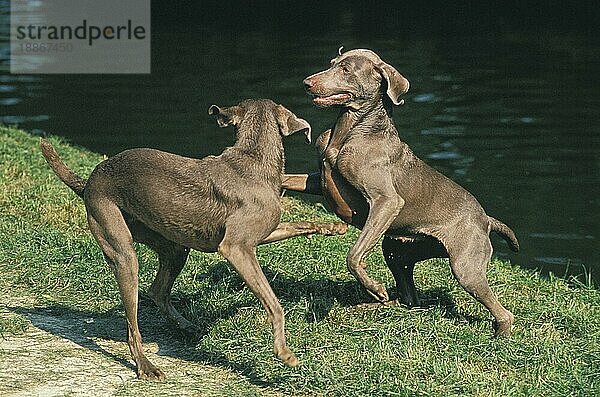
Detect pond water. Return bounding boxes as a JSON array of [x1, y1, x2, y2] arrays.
[[1, 3, 599, 282]]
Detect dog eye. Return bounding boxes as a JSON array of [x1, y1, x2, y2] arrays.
[[340, 65, 351, 74]]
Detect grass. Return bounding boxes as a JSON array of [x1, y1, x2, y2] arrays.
[[0, 125, 599, 396]]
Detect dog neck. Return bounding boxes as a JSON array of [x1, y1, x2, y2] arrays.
[[329, 98, 395, 150], [229, 118, 285, 189]]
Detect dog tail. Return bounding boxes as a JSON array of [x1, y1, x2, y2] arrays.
[[40, 138, 86, 198], [488, 216, 519, 252]]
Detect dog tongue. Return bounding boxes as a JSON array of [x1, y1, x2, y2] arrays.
[[313, 93, 351, 106]]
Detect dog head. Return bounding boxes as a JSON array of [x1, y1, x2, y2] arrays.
[[209, 99, 312, 143], [303, 48, 409, 109]]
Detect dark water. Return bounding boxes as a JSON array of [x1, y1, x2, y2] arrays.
[[1, 3, 599, 282]]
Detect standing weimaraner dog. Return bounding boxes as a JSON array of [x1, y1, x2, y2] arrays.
[[283, 49, 519, 336], [41, 99, 347, 380]]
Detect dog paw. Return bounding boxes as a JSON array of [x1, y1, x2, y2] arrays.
[[493, 312, 514, 337], [283, 353, 299, 367], [493, 323, 512, 337], [137, 358, 166, 381], [308, 222, 348, 238], [275, 346, 299, 367], [333, 222, 349, 234], [397, 294, 422, 309], [366, 284, 389, 303], [321, 222, 349, 235]]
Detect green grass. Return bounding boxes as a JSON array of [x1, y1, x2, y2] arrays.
[[1, 125, 599, 396]]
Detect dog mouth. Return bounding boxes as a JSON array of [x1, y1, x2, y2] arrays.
[[312, 93, 353, 107]]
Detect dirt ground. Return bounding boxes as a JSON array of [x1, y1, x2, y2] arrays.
[[0, 298, 282, 397]]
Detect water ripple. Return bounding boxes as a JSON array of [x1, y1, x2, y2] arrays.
[[530, 233, 595, 240], [0, 98, 21, 106], [0, 85, 16, 92], [427, 151, 462, 160], [420, 126, 465, 136], [1, 115, 50, 124], [412, 93, 440, 103]]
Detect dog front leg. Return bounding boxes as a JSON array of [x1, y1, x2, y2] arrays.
[[218, 239, 298, 367], [347, 195, 404, 303]]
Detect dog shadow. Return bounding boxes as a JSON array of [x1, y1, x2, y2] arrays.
[[7, 261, 482, 387], [8, 301, 279, 387]]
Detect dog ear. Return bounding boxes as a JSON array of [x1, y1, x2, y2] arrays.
[[208, 104, 243, 127], [376, 63, 410, 106], [275, 105, 312, 143]]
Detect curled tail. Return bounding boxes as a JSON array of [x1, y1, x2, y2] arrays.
[[40, 138, 86, 198], [489, 216, 519, 252]]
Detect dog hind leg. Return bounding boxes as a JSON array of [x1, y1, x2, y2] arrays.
[[147, 242, 193, 333], [86, 201, 165, 380], [448, 235, 514, 336], [382, 235, 449, 307], [382, 236, 420, 307]]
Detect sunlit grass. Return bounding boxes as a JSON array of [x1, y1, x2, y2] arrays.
[[1, 126, 599, 396]]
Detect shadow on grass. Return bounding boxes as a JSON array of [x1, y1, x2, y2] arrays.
[[184, 261, 482, 324], [7, 261, 482, 388]]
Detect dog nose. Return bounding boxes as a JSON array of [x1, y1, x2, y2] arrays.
[[303, 78, 314, 90]]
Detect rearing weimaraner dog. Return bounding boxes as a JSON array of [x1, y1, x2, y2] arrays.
[[41, 99, 348, 380], [283, 48, 519, 336]]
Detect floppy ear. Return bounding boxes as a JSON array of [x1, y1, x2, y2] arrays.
[[377, 62, 410, 106], [208, 104, 243, 127], [275, 105, 312, 143]]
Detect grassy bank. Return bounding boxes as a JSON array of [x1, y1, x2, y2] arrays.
[[0, 126, 599, 396]]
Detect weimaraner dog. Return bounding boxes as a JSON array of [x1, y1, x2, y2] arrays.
[[41, 99, 347, 380], [283, 49, 519, 336]]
